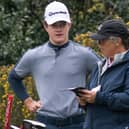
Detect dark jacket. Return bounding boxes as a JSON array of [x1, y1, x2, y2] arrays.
[[84, 51, 129, 129]]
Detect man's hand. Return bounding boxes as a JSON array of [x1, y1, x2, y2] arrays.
[[77, 89, 97, 104], [24, 97, 42, 112], [77, 96, 87, 106]]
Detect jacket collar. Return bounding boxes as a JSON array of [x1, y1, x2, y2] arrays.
[[102, 50, 129, 66]]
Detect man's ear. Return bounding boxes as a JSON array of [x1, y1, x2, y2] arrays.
[[68, 22, 72, 29], [117, 37, 122, 44], [113, 37, 119, 43], [114, 37, 122, 46]]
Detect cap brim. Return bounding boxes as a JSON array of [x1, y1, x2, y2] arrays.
[[45, 17, 71, 25], [90, 33, 108, 40]]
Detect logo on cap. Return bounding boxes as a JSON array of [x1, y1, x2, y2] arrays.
[[98, 24, 103, 31], [48, 11, 67, 17]]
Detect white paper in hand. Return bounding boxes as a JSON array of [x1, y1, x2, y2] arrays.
[[91, 85, 101, 92]]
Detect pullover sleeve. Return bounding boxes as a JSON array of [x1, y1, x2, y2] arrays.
[[86, 47, 101, 74], [8, 68, 29, 101]]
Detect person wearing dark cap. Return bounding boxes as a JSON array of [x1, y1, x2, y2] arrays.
[[77, 19, 129, 129], [8, 1, 100, 129]]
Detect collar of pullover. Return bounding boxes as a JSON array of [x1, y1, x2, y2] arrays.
[[48, 41, 69, 51]]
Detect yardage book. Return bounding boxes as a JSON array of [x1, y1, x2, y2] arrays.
[[62, 87, 86, 96]]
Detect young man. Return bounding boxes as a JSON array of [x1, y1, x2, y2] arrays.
[[8, 1, 99, 129]]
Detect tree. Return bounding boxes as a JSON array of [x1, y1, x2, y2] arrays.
[[0, 0, 129, 64]]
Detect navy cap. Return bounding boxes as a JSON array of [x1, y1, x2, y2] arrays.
[[90, 19, 129, 40]]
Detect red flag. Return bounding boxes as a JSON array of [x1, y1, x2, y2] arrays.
[[4, 94, 14, 129]]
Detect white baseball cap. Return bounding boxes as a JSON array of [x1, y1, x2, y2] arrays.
[[44, 1, 71, 25]]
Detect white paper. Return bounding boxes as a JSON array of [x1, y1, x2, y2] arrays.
[[91, 85, 101, 92]]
